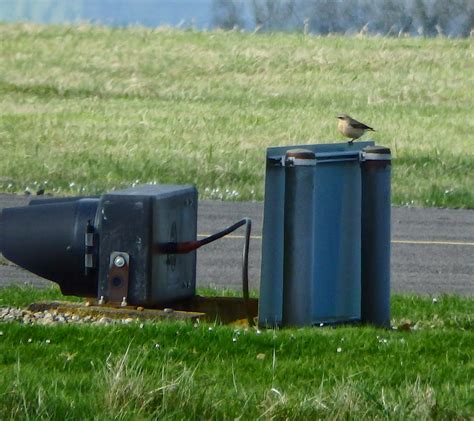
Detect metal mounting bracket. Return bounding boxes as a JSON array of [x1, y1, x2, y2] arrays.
[[106, 252, 130, 306]]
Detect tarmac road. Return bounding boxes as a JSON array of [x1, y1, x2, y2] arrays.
[[0, 194, 473, 295]]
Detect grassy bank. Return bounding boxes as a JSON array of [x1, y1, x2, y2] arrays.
[[0, 24, 473, 207], [0, 286, 472, 419]]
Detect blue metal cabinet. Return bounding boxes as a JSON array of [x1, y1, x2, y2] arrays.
[[259, 142, 391, 328]]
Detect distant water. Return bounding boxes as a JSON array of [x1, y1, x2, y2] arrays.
[[0, 0, 216, 29], [0, 0, 472, 37]]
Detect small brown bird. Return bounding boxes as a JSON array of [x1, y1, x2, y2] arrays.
[[337, 114, 375, 143]]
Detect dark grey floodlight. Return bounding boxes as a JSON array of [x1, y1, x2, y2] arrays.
[[0, 185, 199, 307]]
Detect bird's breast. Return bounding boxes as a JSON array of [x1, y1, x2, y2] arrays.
[[339, 121, 364, 139]]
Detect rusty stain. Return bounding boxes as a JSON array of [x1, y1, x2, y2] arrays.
[[27, 296, 259, 325]]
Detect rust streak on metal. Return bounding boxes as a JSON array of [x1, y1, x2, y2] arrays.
[[27, 295, 259, 324]]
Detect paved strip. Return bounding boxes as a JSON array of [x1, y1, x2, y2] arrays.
[[0, 195, 473, 295], [198, 233, 474, 247], [392, 239, 474, 246], [196, 201, 474, 295]]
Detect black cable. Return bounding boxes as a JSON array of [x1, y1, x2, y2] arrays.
[[198, 219, 248, 248], [241, 218, 254, 327], [154, 218, 255, 327], [154, 219, 247, 254]]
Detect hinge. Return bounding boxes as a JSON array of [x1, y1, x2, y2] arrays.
[[84, 220, 95, 274]]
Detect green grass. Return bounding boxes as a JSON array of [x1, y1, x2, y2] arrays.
[[0, 23, 473, 207], [0, 286, 472, 419]]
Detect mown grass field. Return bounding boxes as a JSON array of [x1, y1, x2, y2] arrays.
[[0, 286, 472, 419], [0, 24, 473, 207]]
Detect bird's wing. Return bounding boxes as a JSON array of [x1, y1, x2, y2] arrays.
[[351, 120, 374, 131]]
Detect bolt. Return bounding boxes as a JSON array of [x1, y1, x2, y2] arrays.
[[114, 255, 126, 268], [112, 277, 122, 287]]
